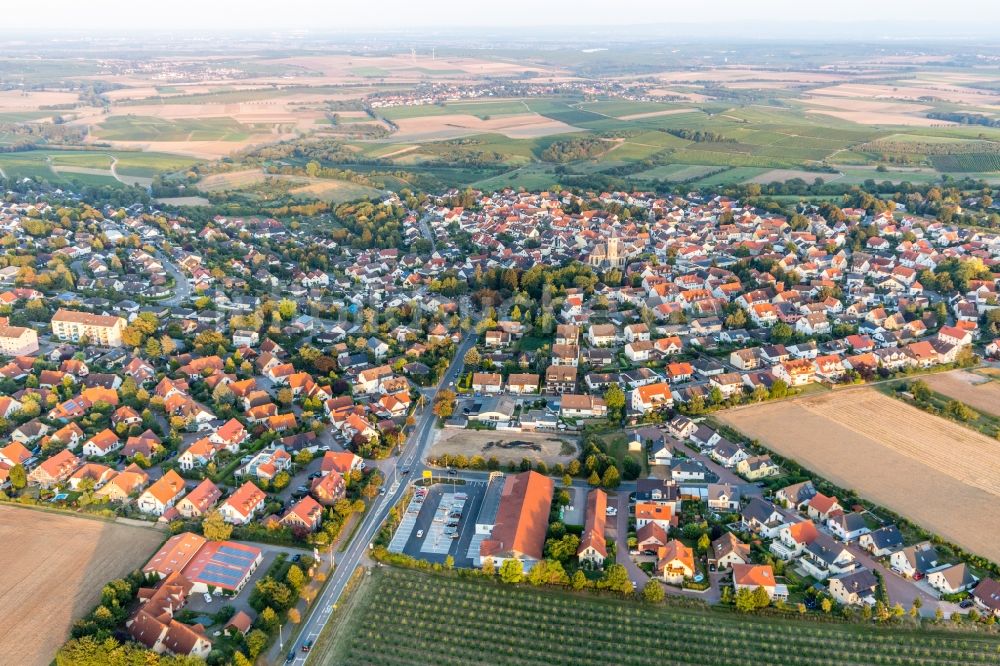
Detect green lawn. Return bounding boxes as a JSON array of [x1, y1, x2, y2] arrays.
[[310, 566, 1000, 666]]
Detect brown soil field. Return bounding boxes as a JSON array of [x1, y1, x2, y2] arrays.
[[718, 389, 1000, 564], [431, 428, 579, 467], [924, 370, 1000, 418], [0, 90, 79, 111], [390, 113, 580, 141], [803, 95, 946, 126], [811, 82, 1000, 107], [806, 109, 948, 127], [0, 506, 164, 666], [617, 108, 697, 120]]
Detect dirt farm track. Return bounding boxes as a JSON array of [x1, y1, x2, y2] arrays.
[[719, 388, 1000, 564], [0, 506, 164, 666]]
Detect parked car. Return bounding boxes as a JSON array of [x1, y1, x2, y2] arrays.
[[606, 506, 617, 516], [203, 593, 212, 604], [959, 599, 974, 609]]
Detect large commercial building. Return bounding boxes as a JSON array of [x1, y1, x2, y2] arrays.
[[143, 532, 263, 595], [478, 471, 554, 572], [0, 325, 38, 356], [50, 308, 127, 347]]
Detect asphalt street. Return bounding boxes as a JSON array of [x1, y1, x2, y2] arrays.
[[284, 333, 476, 665]]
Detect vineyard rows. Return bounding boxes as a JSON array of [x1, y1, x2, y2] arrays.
[[931, 153, 1000, 172], [322, 567, 1000, 666]]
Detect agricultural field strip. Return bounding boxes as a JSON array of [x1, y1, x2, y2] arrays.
[[327, 568, 1000, 666], [922, 372, 1000, 418], [799, 391, 1000, 497]]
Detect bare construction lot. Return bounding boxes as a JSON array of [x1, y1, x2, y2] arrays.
[[0, 506, 164, 666], [431, 428, 578, 467], [719, 389, 1000, 564], [923, 370, 1000, 418]]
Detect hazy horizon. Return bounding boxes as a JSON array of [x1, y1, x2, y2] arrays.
[[1, 0, 998, 40]]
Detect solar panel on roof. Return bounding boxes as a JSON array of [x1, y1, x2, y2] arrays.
[[212, 553, 252, 567], [200, 564, 241, 584], [198, 573, 239, 587], [217, 545, 257, 562]]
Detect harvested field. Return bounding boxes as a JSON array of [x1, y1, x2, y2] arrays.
[[0, 90, 79, 111], [0, 506, 164, 666], [923, 370, 1000, 417], [618, 108, 697, 120], [155, 196, 211, 206], [811, 82, 1000, 107], [389, 113, 581, 141], [430, 428, 578, 467], [803, 96, 946, 126], [718, 389, 1000, 564], [197, 168, 269, 191]]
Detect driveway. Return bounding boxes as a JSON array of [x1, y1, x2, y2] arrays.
[[609, 491, 720, 602], [845, 541, 961, 618]]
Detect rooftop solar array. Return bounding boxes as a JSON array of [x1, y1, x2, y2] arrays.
[[184, 542, 262, 590]]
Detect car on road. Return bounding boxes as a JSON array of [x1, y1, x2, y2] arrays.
[[448, 468, 458, 475], [292, 553, 301, 563], [416, 529, 424, 538], [301, 639, 312, 653], [286, 651, 295, 663], [379, 486, 386, 495], [203, 593, 212, 604], [400, 467, 411, 475]]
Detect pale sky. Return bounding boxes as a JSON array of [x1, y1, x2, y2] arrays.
[[3, 0, 999, 35]]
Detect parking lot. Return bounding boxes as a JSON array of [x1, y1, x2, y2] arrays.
[[390, 480, 487, 567]]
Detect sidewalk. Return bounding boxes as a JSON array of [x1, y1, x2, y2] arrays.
[[262, 509, 363, 663]]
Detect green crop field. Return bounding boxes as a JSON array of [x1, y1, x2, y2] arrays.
[[0, 149, 199, 181], [378, 99, 531, 120], [311, 567, 1000, 666], [95, 115, 251, 141], [111, 152, 201, 176], [576, 100, 685, 118], [525, 99, 609, 126], [0, 111, 56, 122]]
